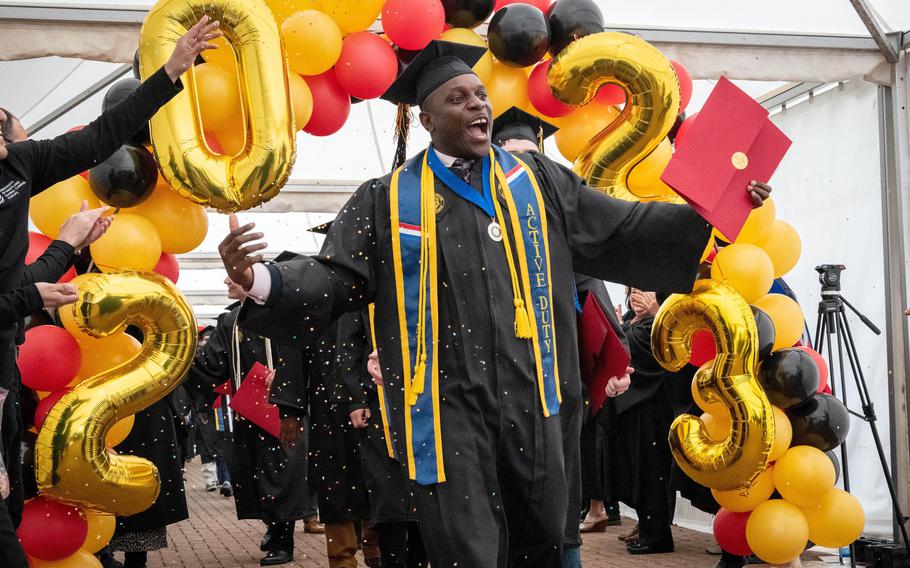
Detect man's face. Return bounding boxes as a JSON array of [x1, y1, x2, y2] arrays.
[[0, 109, 26, 160], [419, 73, 493, 159], [224, 276, 245, 300]]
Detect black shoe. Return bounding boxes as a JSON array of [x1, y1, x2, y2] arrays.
[[260, 532, 272, 552], [627, 539, 675, 554], [220, 481, 233, 497], [713, 556, 746, 568], [260, 550, 293, 566]]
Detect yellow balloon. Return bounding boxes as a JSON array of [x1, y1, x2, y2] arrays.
[[769, 406, 792, 462], [73, 333, 142, 383], [440, 28, 493, 83], [692, 363, 724, 415], [628, 138, 672, 191], [282, 10, 343, 76], [36, 272, 197, 516], [746, 500, 809, 565], [487, 60, 532, 118], [635, 179, 679, 201], [801, 488, 865, 548], [318, 0, 384, 33], [287, 72, 315, 132], [553, 104, 621, 163], [90, 213, 162, 272], [199, 35, 237, 75], [710, 243, 775, 304], [30, 549, 102, 568], [139, 0, 295, 212], [29, 176, 100, 239], [59, 274, 102, 344], [127, 181, 209, 254], [194, 63, 242, 132], [652, 279, 774, 491], [266, 0, 319, 25], [712, 465, 775, 512], [773, 445, 835, 506], [733, 197, 776, 244], [754, 294, 804, 352], [107, 414, 135, 448], [756, 220, 802, 278], [82, 510, 116, 554], [212, 116, 247, 157]]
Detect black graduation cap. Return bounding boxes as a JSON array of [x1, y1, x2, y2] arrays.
[[492, 107, 559, 148], [381, 40, 487, 107], [307, 220, 333, 235]]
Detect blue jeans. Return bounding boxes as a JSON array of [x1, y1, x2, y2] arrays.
[[562, 546, 582, 568]]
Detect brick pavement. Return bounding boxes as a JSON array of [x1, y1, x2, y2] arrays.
[[145, 458, 832, 567]]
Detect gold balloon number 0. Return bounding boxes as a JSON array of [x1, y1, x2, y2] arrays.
[[139, 0, 296, 212], [35, 272, 197, 516], [548, 32, 683, 204], [651, 279, 774, 491]]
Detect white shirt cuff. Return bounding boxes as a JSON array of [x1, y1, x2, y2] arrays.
[[246, 263, 272, 305]]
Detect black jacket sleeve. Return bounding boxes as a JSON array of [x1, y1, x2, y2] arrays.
[[268, 344, 307, 419], [16, 67, 182, 195], [0, 285, 43, 327], [20, 241, 76, 286], [337, 310, 371, 414], [185, 311, 234, 400]]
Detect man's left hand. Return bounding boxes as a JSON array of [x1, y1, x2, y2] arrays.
[[279, 416, 303, 449], [605, 367, 634, 398], [749, 180, 772, 208]]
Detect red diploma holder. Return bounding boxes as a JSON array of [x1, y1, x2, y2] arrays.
[[661, 76, 792, 241], [228, 362, 280, 438], [578, 293, 631, 415]]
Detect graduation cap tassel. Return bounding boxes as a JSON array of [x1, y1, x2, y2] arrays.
[[392, 103, 412, 170]]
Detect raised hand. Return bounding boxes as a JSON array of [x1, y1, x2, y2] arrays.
[[748, 180, 772, 208], [57, 201, 112, 251], [218, 214, 266, 291], [164, 15, 222, 82]]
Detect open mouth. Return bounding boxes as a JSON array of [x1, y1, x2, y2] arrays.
[[467, 116, 489, 140]]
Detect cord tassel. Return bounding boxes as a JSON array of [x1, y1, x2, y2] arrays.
[[514, 298, 533, 339], [392, 103, 412, 171]]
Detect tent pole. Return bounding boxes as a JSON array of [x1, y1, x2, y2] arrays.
[[848, 0, 899, 63]]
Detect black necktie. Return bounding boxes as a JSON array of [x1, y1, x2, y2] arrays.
[[449, 158, 474, 184]]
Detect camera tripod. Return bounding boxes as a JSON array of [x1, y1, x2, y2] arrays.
[[813, 265, 910, 566]]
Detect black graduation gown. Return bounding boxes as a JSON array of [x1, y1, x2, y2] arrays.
[[304, 312, 370, 524], [187, 304, 310, 523], [340, 310, 415, 525], [114, 396, 189, 534], [240, 150, 711, 568]]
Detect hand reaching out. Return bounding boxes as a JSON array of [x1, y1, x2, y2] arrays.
[[36, 282, 78, 308], [57, 201, 111, 251], [218, 214, 267, 291], [748, 180, 772, 208], [164, 15, 222, 82]]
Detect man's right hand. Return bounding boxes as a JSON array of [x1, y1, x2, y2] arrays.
[[367, 350, 383, 387], [36, 282, 78, 308], [218, 214, 266, 291], [350, 408, 371, 429], [57, 201, 111, 251]]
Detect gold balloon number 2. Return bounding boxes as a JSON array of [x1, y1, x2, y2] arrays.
[[36, 272, 197, 516], [139, 0, 296, 212], [548, 31, 683, 204], [652, 280, 774, 491]]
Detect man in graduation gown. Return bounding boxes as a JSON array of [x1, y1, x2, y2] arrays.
[[219, 41, 770, 568], [188, 276, 311, 566]]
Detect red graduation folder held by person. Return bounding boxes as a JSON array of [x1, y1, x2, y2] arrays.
[[661, 76, 792, 241], [578, 293, 631, 415], [228, 361, 280, 438]]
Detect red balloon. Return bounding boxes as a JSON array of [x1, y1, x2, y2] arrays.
[[154, 252, 180, 284], [17, 496, 88, 561], [34, 388, 70, 431], [26, 231, 77, 283], [594, 83, 625, 106], [494, 0, 552, 11], [671, 60, 693, 112], [303, 71, 352, 137], [18, 325, 81, 392], [713, 508, 753, 557], [335, 32, 399, 100], [204, 131, 223, 154], [690, 328, 717, 367], [796, 346, 829, 394], [527, 60, 573, 118], [673, 112, 698, 150], [382, 0, 446, 51]]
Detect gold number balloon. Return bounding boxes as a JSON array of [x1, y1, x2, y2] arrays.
[[651, 279, 774, 491], [139, 0, 296, 212], [36, 272, 197, 516], [548, 31, 683, 204]]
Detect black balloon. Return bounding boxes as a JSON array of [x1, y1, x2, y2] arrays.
[[759, 348, 819, 409], [442, 0, 495, 29], [546, 0, 604, 57], [752, 306, 776, 361], [786, 393, 850, 452], [668, 111, 687, 144], [88, 144, 158, 208], [103, 78, 150, 145], [487, 4, 550, 68], [825, 449, 841, 482]]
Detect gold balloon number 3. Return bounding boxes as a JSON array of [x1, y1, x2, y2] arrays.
[[36, 272, 197, 516], [548, 31, 682, 204], [139, 0, 296, 212], [651, 279, 774, 491]]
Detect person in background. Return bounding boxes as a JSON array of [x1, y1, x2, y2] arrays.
[[188, 274, 315, 566]]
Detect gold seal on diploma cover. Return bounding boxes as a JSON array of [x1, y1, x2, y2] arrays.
[[731, 152, 749, 170]]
